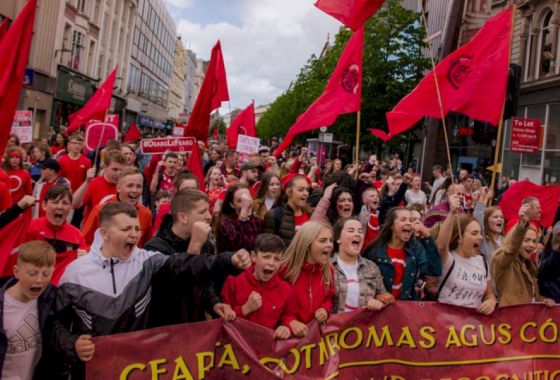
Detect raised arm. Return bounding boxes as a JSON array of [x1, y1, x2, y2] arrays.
[[435, 193, 462, 265]]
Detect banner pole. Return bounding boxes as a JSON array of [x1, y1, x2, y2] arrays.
[[419, 0, 455, 182], [355, 111, 361, 163], [490, 6, 516, 203]]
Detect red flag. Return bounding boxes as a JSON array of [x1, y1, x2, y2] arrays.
[[184, 41, 229, 144], [124, 123, 141, 142], [226, 103, 256, 150], [499, 181, 560, 229], [0, 18, 9, 43], [65, 66, 117, 135], [0, 210, 32, 276], [0, 0, 37, 157], [315, 0, 384, 31], [212, 125, 219, 139], [50, 250, 78, 286], [274, 27, 364, 157], [186, 142, 205, 191], [376, 6, 514, 142]]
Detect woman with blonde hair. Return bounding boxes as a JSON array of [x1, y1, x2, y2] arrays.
[[253, 171, 281, 219], [205, 165, 224, 214], [473, 188, 504, 263], [282, 221, 335, 337]]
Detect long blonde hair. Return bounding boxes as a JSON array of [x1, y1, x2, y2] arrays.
[[282, 221, 332, 285]]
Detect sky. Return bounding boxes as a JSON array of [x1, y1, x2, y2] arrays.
[[162, 0, 341, 113]]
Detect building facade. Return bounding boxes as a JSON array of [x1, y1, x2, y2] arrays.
[[183, 48, 197, 116], [168, 37, 187, 122], [126, 0, 175, 132], [0, 0, 136, 138]]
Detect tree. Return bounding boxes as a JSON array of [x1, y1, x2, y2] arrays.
[[257, 0, 430, 158]]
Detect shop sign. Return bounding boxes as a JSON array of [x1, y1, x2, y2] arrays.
[[55, 68, 95, 105], [11, 111, 33, 143], [511, 118, 541, 154]]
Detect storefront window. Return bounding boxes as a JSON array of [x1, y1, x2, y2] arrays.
[[544, 151, 560, 184], [546, 103, 560, 150], [502, 150, 520, 179]]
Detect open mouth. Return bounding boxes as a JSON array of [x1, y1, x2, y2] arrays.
[[29, 286, 42, 294], [262, 269, 274, 276], [474, 243, 481, 253], [341, 206, 352, 215], [402, 227, 412, 240], [53, 210, 65, 223], [351, 237, 362, 250], [128, 194, 139, 203], [124, 242, 137, 254]]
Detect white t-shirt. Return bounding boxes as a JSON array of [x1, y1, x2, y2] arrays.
[[2, 293, 41, 380], [438, 251, 489, 308], [405, 189, 427, 206], [338, 259, 360, 312]]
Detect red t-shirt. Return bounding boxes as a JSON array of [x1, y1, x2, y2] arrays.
[[158, 172, 175, 192], [59, 154, 92, 192], [294, 213, 310, 230], [83, 176, 117, 221], [7, 168, 32, 203], [363, 211, 380, 249], [386, 245, 407, 298]]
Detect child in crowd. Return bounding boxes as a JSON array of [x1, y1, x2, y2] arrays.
[[0, 241, 58, 380], [281, 221, 335, 337], [221, 234, 293, 339], [358, 187, 381, 249]]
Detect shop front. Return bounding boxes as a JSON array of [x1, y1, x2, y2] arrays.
[[51, 66, 95, 129]]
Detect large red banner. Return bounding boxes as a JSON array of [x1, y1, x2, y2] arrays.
[[87, 302, 560, 379]]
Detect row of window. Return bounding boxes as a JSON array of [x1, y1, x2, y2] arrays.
[[138, 0, 175, 55], [133, 27, 173, 79], [139, 72, 169, 107]]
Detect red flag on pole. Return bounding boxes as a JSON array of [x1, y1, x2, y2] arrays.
[[0, 210, 32, 276], [274, 27, 364, 157], [186, 142, 205, 191], [184, 41, 229, 144], [226, 103, 256, 150], [124, 123, 141, 143], [0, 18, 9, 43], [315, 0, 384, 31], [499, 181, 560, 229], [65, 66, 117, 135], [375, 6, 514, 142], [0, 0, 37, 157]]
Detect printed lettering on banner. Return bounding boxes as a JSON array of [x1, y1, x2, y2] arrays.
[[140, 137, 196, 154], [511, 118, 541, 154], [236, 135, 260, 154]]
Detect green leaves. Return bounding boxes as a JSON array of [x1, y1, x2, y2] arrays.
[[257, 0, 429, 153]]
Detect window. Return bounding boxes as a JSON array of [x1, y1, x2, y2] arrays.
[[547, 103, 560, 150], [71, 30, 84, 71], [77, 0, 86, 12], [127, 64, 140, 93], [539, 10, 554, 77]]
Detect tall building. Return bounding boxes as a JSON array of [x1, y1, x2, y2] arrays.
[[168, 37, 187, 122], [183, 48, 197, 116], [126, 0, 175, 132], [0, 0, 136, 138]]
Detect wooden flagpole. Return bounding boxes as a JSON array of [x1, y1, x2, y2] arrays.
[[489, 6, 516, 202], [355, 111, 361, 163]]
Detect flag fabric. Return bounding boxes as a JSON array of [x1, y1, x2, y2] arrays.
[[498, 181, 560, 229], [184, 41, 229, 144], [0, 0, 37, 157], [0, 210, 32, 276], [0, 18, 9, 43], [373, 6, 514, 142], [186, 142, 205, 191], [50, 250, 78, 286], [124, 123, 141, 142], [274, 27, 364, 157], [315, 0, 384, 31], [226, 103, 256, 150], [65, 66, 117, 135]]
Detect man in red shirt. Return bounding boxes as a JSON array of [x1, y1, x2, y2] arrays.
[[505, 196, 543, 236], [239, 162, 261, 197], [58, 132, 92, 193], [72, 150, 126, 223], [150, 152, 178, 194]]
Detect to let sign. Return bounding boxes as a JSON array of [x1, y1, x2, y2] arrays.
[[140, 137, 196, 154], [511, 118, 541, 154]]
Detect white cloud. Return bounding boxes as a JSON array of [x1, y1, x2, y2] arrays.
[[163, 0, 193, 9], [175, 0, 341, 111]]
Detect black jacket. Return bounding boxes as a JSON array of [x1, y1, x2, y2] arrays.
[[0, 278, 63, 379], [144, 214, 237, 327], [539, 245, 560, 303]]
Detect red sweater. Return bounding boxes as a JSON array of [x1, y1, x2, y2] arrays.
[[26, 217, 87, 254], [284, 263, 334, 324], [221, 267, 293, 329]]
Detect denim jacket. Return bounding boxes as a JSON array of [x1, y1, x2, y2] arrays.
[[331, 254, 388, 314], [363, 237, 442, 300]]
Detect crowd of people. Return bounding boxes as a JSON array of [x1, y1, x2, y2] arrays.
[[0, 130, 559, 379]]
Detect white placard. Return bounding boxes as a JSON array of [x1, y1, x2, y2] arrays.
[[236, 135, 260, 154]]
